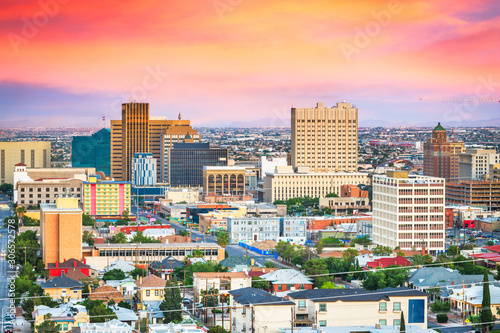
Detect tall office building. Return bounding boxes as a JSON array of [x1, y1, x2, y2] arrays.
[[72, 128, 111, 175], [423, 123, 465, 182], [0, 141, 51, 184], [291, 102, 358, 172], [168, 142, 228, 187], [459, 148, 500, 181], [372, 171, 445, 255], [132, 153, 157, 186], [40, 196, 82, 266], [82, 176, 131, 217], [110, 103, 199, 181]]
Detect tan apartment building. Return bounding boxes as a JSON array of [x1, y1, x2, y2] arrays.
[[0, 141, 51, 184], [203, 166, 246, 196], [111, 102, 199, 181], [263, 166, 369, 202], [459, 148, 500, 181], [446, 181, 500, 211], [40, 197, 83, 266], [372, 171, 446, 255], [291, 102, 358, 172], [193, 272, 251, 302]]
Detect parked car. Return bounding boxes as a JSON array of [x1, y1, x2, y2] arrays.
[[494, 229, 500, 232], [484, 235, 493, 238]]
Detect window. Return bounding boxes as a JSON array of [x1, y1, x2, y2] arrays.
[[155, 290, 159, 296], [394, 302, 401, 311], [379, 302, 387, 311], [319, 304, 326, 312], [393, 319, 400, 326], [59, 324, 68, 331], [146, 290, 150, 296], [319, 321, 326, 327], [278, 285, 282, 291], [298, 300, 305, 309], [380, 319, 387, 326]]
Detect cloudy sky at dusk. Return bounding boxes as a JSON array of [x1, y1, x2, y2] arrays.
[[1, 0, 499, 127]]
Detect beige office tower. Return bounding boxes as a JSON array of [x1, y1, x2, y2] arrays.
[[291, 102, 358, 172], [0, 141, 51, 184]]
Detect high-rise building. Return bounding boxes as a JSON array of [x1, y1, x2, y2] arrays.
[[0, 141, 51, 184], [423, 123, 465, 181], [132, 153, 157, 186], [82, 176, 131, 218], [161, 131, 200, 183], [168, 143, 228, 187], [372, 171, 446, 255], [72, 128, 111, 175], [291, 102, 358, 172], [459, 148, 500, 181], [446, 181, 500, 211], [111, 103, 199, 181], [40, 196, 82, 266]]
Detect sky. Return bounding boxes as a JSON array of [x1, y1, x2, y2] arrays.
[[1, 0, 500, 128]]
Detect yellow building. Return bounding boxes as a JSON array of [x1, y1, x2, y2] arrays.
[[198, 206, 247, 234], [291, 102, 358, 172], [82, 176, 131, 217], [33, 303, 89, 333], [203, 166, 246, 196], [40, 197, 82, 266], [41, 275, 84, 301], [0, 141, 51, 184], [135, 275, 167, 310]]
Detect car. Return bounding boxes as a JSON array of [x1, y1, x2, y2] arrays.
[[494, 229, 500, 232], [4, 323, 13, 333], [484, 235, 493, 238]]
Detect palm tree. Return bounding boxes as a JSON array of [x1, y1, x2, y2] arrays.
[[111, 232, 127, 244], [16, 206, 26, 218], [216, 231, 230, 248]]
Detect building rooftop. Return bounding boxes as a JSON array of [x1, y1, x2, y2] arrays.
[[219, 256, 252, 268], [434, 122, 446, 131], [289, 287, 426, 302], [261, 269, 312, 285], [94, 242, 221, 249], [89, 285, 123, 302], [229, 287, 294, 306], [136, 275, 167, 288], [193, 272, 250, 279], [150, 256, 185, 270], [41, 275, 84, 289]]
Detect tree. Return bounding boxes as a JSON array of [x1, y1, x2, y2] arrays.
[[481, 271, 493, 333], [321, 281, 344, 289], [103, 269, 126, 281], [372, 245, 392, 256], [130, 267, 148, 280], [351, 235, 372, 246], [201, 287, 219, 308], [430, 299, 450, 313], [216, 231, 230, 248], [82, 214, 96, 227], [315, 241, 324, 255], [362, 266, 408, 291], [342, 248, 359, 264], [409, 254, 433, 266], [0, 183, 13, 196], [13, 230, 40, 266], [89, 302, 117, 323], [16, 206, 26, 219], [130, 231, 161, 243], [82, 230, 94, 245], [264, 261, 276, 268], [110, 232, 127, 244], [303, 259, 328, 288], [325, 193, 339, 198], [400, 311, 405, 333], [207, 326, 228, 333], [35, 314, 59, 333], [117, 300, 132, 309], [160, 277, 183, 323], [252, 276, 269, 290], [179, 229, 189, 237]]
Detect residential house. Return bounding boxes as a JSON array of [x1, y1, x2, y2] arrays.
[[88, 285, 124, 304], [280, 326, 435, 333], [104, 259, 136, 274], [260, 269, 313, 293], [247, 268, 280, 278], [366, 256, 412, 269], [449, 285, 500, 316], [63, 269, 90, 282], [46, 259, 93, 279], [219, 256, 253, 269], [41, 275, 84, 301], [150, 256, 185, 279], [33, 303, 89, 333], [149, 323, 206, 333], [229, 287, 295, 333], [78, 319, 134, 333], [193, 272, 252, 302], [135, 275, 167, 310], [288, 287, 428, 329], [109, 305, 139, 328]]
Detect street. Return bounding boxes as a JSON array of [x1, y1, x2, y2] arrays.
[[131, 207, 288, 268]]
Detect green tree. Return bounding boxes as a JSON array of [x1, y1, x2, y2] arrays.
[[0, 183, 13, 196], [321, 281, 344, 289], [315, 241, 324, 255], [117, 300, 132, 309], [362, 266, 408, 291], [201, 287, 220, 307], [325, 193, 339, 198], [430, 299, 451, 313], [207, 326, 228, 333], [130, 231, 161, 243], [82, 214, 96, 227], [251, 276, 269, 290], [352, 235, 372, 246], [447, 245, 460, 256], [303, 259, 328, 288], [216, 231, 230, 248], [372, 245, 392, 256], [400, 311, 405, 333], [35, 314, 59, 333], [82, 230, 94, 245], [481, 271, 493, 333], [103, 269, 126, 281], [409, 254, 433, 266], [13, 230, 40, 266], [263, 261, 276, 268], [89, 302, 118, 323], [130, 267, 148, 279], [16, 206, 27, 219], [342, 248, 359, 264], [110, 232, 127, 244], [160, 277, 183, 323], [178, 229, 189, 237]]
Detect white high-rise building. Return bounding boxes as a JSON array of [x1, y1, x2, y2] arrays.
[[132, 153, 157, 186], [372, 171, 446, 255], [459, 148, 500, 181]]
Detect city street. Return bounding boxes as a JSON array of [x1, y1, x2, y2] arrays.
[[131, 206, 288, 267]]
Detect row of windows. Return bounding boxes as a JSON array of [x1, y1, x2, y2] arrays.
[[98, 249, 219, 257]]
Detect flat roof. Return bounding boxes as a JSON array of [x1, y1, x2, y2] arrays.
[[94, 242, 222, 249], [40, 203, 82, 213], [203, 166, 246, 170]]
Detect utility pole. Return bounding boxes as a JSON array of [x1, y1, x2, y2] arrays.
[[183, 270, 187, 300], [146, 312, 150, 333], [24, 246, 26, 265], [462, 281, 466, 325], [291, 307, 294, 333], [252, 306, 255, 333], [229, 303, 232, 333]]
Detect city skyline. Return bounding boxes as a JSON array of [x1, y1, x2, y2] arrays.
[[1, 0, 500, 128]]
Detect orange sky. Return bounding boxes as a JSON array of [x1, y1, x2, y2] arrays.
[[1, 0, 499, 127]]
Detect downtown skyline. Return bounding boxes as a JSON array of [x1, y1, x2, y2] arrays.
[[1, 0, 500, 128]]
